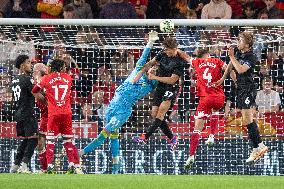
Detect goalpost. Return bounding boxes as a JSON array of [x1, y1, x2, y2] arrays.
[[0, 19, 284, 175]]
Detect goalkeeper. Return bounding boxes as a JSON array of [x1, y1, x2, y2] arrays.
[[80, 31, 159, 174]]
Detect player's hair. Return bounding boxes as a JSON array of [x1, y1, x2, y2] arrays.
[[15, 54, 29, 69], [239, 32, 254, 48], [163, 37, 178, 49], [197, 48, 209, 58], [49, 59, 66, 72], [33, 63, 47, 77]]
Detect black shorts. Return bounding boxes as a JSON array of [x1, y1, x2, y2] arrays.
[[236, 85, 256, 109], [152, 84, 180, 107], [16, 117, 38, 137]]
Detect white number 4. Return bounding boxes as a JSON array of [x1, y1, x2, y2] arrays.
[[52, 85, 68, 101], [203, 68, 212, 85]]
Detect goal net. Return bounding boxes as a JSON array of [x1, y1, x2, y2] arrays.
[[0, 19, 284, 175]]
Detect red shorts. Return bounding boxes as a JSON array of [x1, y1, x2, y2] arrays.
[[38, 116, 48, 135], [47, 114, 73, 138], [195, 95, 225, 120]]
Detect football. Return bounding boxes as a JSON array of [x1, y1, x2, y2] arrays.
[[159, 19, 174, 33]]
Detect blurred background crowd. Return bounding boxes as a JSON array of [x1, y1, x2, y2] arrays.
[[0, 0, 283, 19]]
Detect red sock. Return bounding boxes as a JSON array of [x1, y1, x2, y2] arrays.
[[46, 142, 55, 165], [39, 149, 47, 171], [189, 131, 201, 156], [72, 143, 80, 165], [63, 142, 75, 164], [210, 114, 219, 135]]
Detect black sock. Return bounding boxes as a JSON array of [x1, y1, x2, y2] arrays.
[[247, 122, 262, 148], [14, 139, 28, 166], [159, 120, 173, 140], [145, 118, 163, 140], [22, 138, 38, 164]]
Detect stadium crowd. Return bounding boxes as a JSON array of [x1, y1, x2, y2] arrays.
[[0, 0, 283, 19]]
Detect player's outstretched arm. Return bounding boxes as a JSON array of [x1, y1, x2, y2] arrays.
[[31, 85, 47, 105], [177, 49, 192, 63], [215, 62, 233, 86], [132, 31, 159, 83], [132, 60, 156, 83], [148, 72, 179, 85]]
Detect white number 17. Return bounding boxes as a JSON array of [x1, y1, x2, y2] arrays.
[[52, 85, 68, 101]]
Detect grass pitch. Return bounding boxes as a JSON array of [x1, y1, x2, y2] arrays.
[[1, 174, 283, 189]]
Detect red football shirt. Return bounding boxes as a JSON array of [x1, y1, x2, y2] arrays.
[[32, 72, 72, 117], [192, 58, 225, 97], [36, 100, 48, 118]]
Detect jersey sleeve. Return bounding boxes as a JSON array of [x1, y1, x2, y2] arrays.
[[154, 51, 163, 62], [25, 76, 34, 92], [32, 76, 46, 93], [217, 58, 225, 69], [173, 59, 186, 77], [191, 59, 197, 69], [136, 47, 151, 67], [243, 54, 257, 68]]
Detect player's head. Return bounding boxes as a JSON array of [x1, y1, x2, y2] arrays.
[[163, 37, 178, 57], [33, 63, 48, 80], [237, 32, 254, 51], [15, 54, 32, 74], [197, 48, 210, 58], [48, 59, 66, 73]]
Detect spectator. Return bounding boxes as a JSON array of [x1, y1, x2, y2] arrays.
[[99, 0, 138, 19], [0, 10, 5, 17], [0, 32, 14, 74], [258, 8, 269, 18], [128, 0, 148, 18], [97, 0, 110, 9], [63, 4, 75, 18], [8, 0, 38, 18], [0, 91, 13, 122], [0, 0, 10, 17], [170, 0, 190, 18], [146, 0, 171, 18], [227, 0, 243, 18], [176, 9, 200, 55], [67, 0, 93, 19], [65, 0, 99, 18], [262, 0, 283, 18], [242, 2, 258, 18], [110, 48, 134, 84], [256, 77, 281, 114], [188, 0, 210, 18], [84, 66, 117, 126], [10, 28, 36, 74], [37, 0, 63, 19], [270, 55, 284, 108], [201, 0, 232, 19], [270, 55, 284, 87], [84, 0, 100, 18]]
